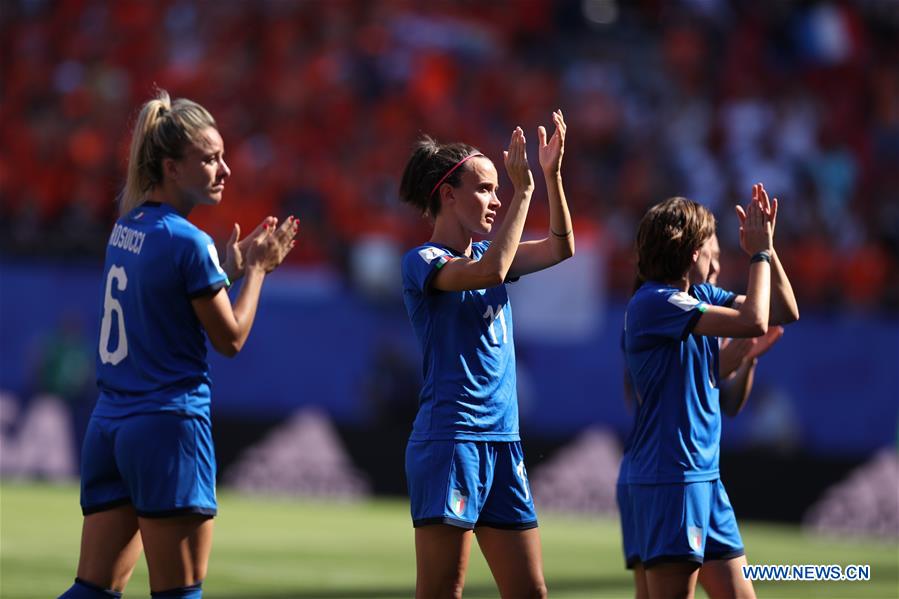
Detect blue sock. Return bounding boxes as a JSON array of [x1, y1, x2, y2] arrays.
[[151, 581, 202, 598], [58, 578, 123, 598]]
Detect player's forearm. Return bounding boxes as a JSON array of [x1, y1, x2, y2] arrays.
[[768, 250, 800, 325], [544, 171, 574, 261], [719, 342, 744, 381], [228, 266, 266, 354], [721, 359, 756, 417], [480, 187, 532, 281], [739, 262, 771, 335]]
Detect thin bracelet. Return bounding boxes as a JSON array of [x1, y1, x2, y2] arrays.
[[551, 228, 572, 238], [750, 251, 771, 264]]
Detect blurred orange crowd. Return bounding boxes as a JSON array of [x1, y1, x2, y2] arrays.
[[1, 0, 897, 310]]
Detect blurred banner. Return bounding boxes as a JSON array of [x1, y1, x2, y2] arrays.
[[2, 259, 897, 458]]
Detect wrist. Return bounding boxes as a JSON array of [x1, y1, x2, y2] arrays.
[[512, 186, 534, 198], [750, 250, 771, 264], [245, 263, 266, 277]]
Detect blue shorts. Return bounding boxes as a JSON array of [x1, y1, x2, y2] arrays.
[[630, 479, 744, 568], [80, 412, 217, 518], [616, 482, 640, 569], [406, 440, 538, 530]]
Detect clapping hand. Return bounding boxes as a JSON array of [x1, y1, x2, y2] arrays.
[[225, 215, 299, 279], [736, 183, 774, 256], [736, 183, 778, 256], [538, 110, 566, 176], [503, 127, 534, 192], [224, 217, 272, 282]]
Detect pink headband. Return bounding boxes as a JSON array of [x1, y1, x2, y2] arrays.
[[429, 153, 484, 199]]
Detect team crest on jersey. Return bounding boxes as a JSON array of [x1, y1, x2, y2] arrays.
[[667, 291, 700, 312], [207, 243, 226, 275], [687, 526, 703, 552], [418, 247, 449, 267], [449, 489, 468, 517]]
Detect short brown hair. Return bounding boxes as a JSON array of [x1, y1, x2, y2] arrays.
[[636, 197, 716, 283]]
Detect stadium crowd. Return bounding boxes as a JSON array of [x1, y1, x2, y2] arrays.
[[2, 0, 897, 310]]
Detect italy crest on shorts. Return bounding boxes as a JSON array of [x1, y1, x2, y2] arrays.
[[450, 489, 467, 517], [687, 525, 703, 552]]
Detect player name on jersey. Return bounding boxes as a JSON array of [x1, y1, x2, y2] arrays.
[[108, 224, 145, 255]]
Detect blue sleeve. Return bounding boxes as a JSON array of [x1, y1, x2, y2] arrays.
[[176, 230, 229, 298], [635, 289, 708, 342], [695, 283, 737, 307], [402, 245, 453, 294], [473, 240, 491, 255], [474, 240, 518, 283]]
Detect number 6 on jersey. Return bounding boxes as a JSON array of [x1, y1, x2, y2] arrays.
[[99, 265, 128, 365]]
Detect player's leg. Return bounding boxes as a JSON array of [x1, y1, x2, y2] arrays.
[[476, 527, 547, 598], [698, 480, 755, 599], [632, 563, 649, 599], [406, 439, 484, 598], [61, 416, 143, 598], [699, 555, 756, 599], [617, 480, 647, 599], [59, 507, 143, 598], [414, 525, 474, 599], [139, 515, 214, 596], [645, 561, 701, 599], [474, 441, 546, 598], [119, 414, 218, 597]]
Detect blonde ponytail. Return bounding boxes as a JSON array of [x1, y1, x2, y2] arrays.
[[119, 89, 217, 216]]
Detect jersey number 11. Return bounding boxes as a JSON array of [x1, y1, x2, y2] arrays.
[[483, 304, 508, 345]]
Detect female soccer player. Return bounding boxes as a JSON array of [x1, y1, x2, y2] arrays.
[[617, 232, 784, 599], [58, 90, 297, 599], [399, 111, 573, 599], [623, 185, 798, 599]]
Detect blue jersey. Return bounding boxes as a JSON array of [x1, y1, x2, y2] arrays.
[[402, 241, 518, 441], [617, 330, 637, 487], [617, 430, 633, 486], [93, 202, 228, 419], [623, 281, 736, 484]]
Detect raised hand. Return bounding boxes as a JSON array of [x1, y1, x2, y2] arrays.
[[238, 216, 277, 255], [246, 216, 299, 273], [222, 222, 244, 282], [756, 182, 778, 238], [739, 189, 773, 256], [223, 216, 279, 281], [538, 110, 566, 175], [271, 215, 300, 264], [736, 183, 774, 256], [503, 127, 534, 192], [736, 183, 779, 254]]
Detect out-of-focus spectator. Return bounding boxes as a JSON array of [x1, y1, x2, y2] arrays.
[[31, 311, 94, 455]]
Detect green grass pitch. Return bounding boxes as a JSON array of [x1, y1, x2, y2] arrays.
[[1, 482, 896, 598]]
